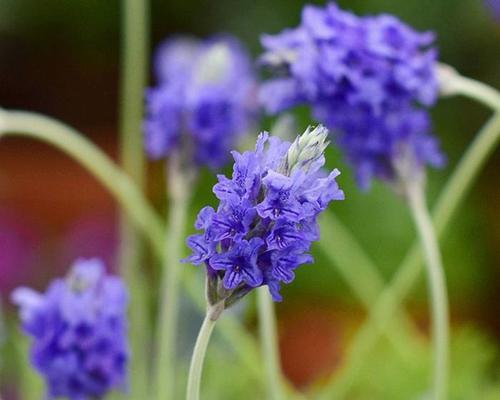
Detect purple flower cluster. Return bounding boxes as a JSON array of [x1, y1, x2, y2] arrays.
[[144, 35, 258, 170], [11, 259, 128, 400], [260, 3, 444, 188], [185, 126, 344, 302]]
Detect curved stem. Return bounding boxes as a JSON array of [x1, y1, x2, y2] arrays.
[[187, 311, 217, 400], [118, 0, 149, 397], [319, 76, 500, 398], [154, 157, 193, 400], [439, 64, 500, 112], [0, 109, 165, 259], [406, 181, 449, 400], [257, 288, 286, 400]]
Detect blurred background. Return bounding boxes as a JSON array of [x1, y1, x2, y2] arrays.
[[0, 0, 499, 398]]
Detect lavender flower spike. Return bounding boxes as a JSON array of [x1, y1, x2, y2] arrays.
[[144, 35, 258, 170], [11, 259, 128, 400], [259, 2, 445, 189], [185, 125, 344, 306]]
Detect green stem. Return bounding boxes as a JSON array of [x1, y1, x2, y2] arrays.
[[118, 0, 149, 397], [181, 266, 264, 380], [319, 76, 500, 398], [0, 109, 165, 259], [257, 288, 286, 400], [187, 308, 219, 400], [438, 64, 500, 112], [154, 156, 193, 400], [406, 181, 449, 400]]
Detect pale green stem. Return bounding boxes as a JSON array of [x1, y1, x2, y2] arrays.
[[154, 157, 193, 400], [186, 309, 218, 400], [438, 64, 500, 112], [257, 287, 286, 400], [0, 109, 165, 259], [118, 0, 149, 397], [181, 267, 264, 380], [406, 181, 449, 400], [318, 76, 500, 399]]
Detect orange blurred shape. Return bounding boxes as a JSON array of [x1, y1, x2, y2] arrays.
[[279, 304, 344, 388]]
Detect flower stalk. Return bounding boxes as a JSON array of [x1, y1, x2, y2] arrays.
[[257, 288, 286, 400], [154, 155, 195, 400], [185, 126, 343, 399], [405, 178, 449, 400], [186, 307, 219, 400], [118, 0, 149, 396], [319, 74, 500, 398]]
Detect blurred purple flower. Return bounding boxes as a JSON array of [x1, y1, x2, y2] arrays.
[[260, 3, 445, 189], [11, 259, 128, 400], [144, 35, 259, 170], [185, 126, 344, 302]]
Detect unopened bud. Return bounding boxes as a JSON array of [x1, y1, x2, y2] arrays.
[[281, 125, 330, 175]]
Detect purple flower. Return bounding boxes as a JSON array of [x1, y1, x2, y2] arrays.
[[11, 259, 128, 400], [144, 35, 258, 170], [209, 199, 257, 241], [259, 3, 445, 188], [211, 238, 264, 290], [185, 126, 344, 302], [256, 171, 303, 221]]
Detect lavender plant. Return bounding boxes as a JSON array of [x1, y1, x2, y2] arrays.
[[259, 3, 449, 398], [144, 34, 259, 400], [145, 35, 258, 169], [259, 3, 500, 399], [185, 125, 344, 399], [11, 259, 128, 400]]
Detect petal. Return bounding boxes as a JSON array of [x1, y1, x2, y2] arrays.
[[267, 280, 283, 302], [223, 269, 243, 290], [272, 263, 295, 284], [209, 254, 234, 271], [240, 266, 263, 287], [185, 234, 214, 264], [195, 206, 215, 229]]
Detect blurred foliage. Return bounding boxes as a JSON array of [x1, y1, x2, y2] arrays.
[[317, 327, 500, 399]]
